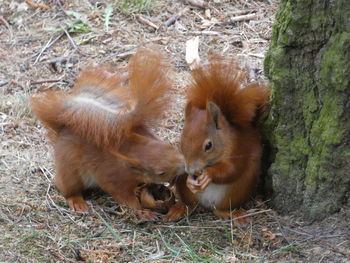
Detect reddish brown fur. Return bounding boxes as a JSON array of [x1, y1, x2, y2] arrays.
[[31, 48, 170, 149], [165, 56, 270, 221], [53, 127, 183, 218], [187, 55, 269, 127], [31, 48, 184, 218]]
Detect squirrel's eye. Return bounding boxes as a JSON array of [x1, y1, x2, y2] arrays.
[[204, 141, 212, 152]]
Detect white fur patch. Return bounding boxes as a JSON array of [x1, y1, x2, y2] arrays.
[[196, 183, 229, 208], [81, 172, 97, 189], [73, 94, 120, 114]]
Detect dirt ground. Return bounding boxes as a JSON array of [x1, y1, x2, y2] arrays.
[[0, 0, 349, 262]]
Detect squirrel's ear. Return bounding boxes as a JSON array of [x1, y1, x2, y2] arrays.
[[124, 160, 149, 174], [110, 150, 149, 174], [206, 101, 221, 129], [123, 156, 150, 174], [184, 102, 193, 117]]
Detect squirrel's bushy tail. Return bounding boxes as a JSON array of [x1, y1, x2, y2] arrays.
[[31, 48, 171, 147], [31, 91, 68, 141], [187, 55, 270, 127]]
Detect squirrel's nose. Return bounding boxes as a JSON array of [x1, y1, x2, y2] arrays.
[[185, 161, 202, 175], [177, 162, 185, 175]]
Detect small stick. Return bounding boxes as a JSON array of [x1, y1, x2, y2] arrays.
[[116, 50, 136, 60], [0, 15, 13, 38], [135, 15, 159, 30], [163, 7, 190, 28], [7, 80, 26, 90], [230, 13, 258, 23], [0, 80, 9, 87], [191, 30, 221, 35], [61, 27, 78, 50], [212, 209, 273, 223], [23, 0, 49, 10], [56, 0, 69, 16], [30, 79, 62, 85], [231, 9, 257, 16], [182, 0, 207, 9], [47, 56, 69, 65], [0, 15, 10, 29], [230, 209, 272, 221], [247, 53, 264, 59], [32, 33, 65, 64]]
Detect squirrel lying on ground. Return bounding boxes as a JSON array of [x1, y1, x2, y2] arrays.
[[165, 56, 270, 221], [31, 48, 184, 219]]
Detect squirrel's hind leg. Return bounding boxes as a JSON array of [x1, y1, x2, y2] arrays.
[[54, 138, 90, 212], [66, 196, 89, 212], [55, 166, 90, 212]]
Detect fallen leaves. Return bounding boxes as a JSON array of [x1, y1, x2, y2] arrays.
[[261, 228, 280, 244]]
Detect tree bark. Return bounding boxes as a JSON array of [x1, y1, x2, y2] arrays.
[[264, 0, 350, 220]]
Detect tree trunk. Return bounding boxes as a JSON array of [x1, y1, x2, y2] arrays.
[[264, 0, 350, 220]]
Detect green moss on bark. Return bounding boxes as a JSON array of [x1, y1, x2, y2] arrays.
[[264, 0, 350, 220]]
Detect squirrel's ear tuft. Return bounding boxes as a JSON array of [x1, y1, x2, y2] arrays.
[[206, 101, 221, 129]]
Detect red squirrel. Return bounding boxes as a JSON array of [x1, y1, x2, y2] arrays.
[[165, 56, 270, 220], [31, 48, 184, 219]]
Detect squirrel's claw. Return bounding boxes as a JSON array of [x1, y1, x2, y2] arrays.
[[67, 196, 90, 213], [186, 172, 212, 194], [197, 173, 212, 191]]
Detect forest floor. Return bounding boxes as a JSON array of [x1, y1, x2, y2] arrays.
[[0, 0, 349, 262]]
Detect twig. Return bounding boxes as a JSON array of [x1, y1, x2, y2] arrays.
[[116, 50, 136, 60], [214, 209, 273, 222], [30, 79, 62, 85], [182, 0, 207, 9], [135, 15, 159, 30], [32, 33, 65, 64], [24, 0, 49, 10], [61, 27, 78, 50], [0, 15, 13, 38], [56, 0, 69, 16], [231, 13, 258, 23], [191, 30, 221, 35], [46, 56, 77, 72], [155, 224, 226, 229], [0, 15, 10, 29], [162, 7, 190, 28], [0, 80, 9, 87], [7, 80, 26, 90], [247, 53, 265, 59], [231, 9, 257, 16], [282, 226, 313, 237], [47, 56, 69, 69]]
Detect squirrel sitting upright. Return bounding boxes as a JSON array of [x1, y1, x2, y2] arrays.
[[31, 48, 184, 219], [165, 56, 270, 220]]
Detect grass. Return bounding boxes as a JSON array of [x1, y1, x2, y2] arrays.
[[0, 0, 348, 262], [116, 0, 153, 15]]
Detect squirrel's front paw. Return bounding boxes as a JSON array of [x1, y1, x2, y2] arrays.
[[186, 171, 212, 194]]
